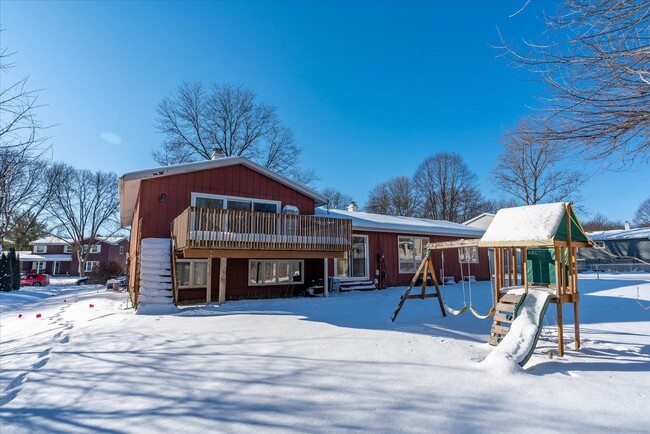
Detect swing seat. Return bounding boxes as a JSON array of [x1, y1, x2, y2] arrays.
[[469, 305, 495, 320], [444, 303, 467, 316]]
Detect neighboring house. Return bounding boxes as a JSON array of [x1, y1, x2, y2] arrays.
[[463, 213, 495, 230], [22, 236, 129, 275], [578, 227, 650, 264], [316, 205, 490, 287], [119, 156, 489, 308]]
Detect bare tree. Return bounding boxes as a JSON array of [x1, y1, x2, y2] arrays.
[[366, 182, 391, 215], [321, 187, 353, 210], [634, 197, 650, 227], [498, 0, 650, 167], [582, 213, 624, 232], [46, 165, 119, 276], [493, 120, 586, 206], [0, 42, 52, 245], [413, 152, 484, 222], [0, 149, 60, 245], [366, 176, 419, 217], [153, 82, 314, 183]]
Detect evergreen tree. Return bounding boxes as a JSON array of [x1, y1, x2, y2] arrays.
[[10, 249, 20, 290], [0, 252, 9, 291]]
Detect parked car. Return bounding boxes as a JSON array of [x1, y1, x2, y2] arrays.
[[20, 272, 50, 287]]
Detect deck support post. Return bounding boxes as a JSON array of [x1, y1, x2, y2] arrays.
[[323, 258, 329, 298], [219, 258, 227, 305]]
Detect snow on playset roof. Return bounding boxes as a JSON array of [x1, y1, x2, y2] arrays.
[[119, 157, 328, 227], [315, 208, 485, 238], [479, 202, 590, 247]]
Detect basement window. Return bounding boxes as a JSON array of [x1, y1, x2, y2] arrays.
[[249, 260, 303, 286], [176, 259, 209, 288]]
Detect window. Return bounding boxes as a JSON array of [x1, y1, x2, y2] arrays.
[[176, 259, 209, 288], [398, 236, 428, 274], [595, 241, 606, 248], [335, 235, 369, 279], [249, 260, 303, 286], [32, 261, 46, 272], [85, 261, 100, 272], [458, 246, 479, 264], [33, 245, 47, 254], [64, 245, 73, 254], [82, 245, 101, 254], [119, 246, 124, 254], [192, 193, 280, 214]]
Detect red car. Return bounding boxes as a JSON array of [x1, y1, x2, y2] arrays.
[[20, 272, 50, 287]]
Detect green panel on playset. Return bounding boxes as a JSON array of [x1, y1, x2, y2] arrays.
[[527, 248, 569, 285]]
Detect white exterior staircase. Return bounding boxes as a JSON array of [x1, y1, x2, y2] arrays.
[[137, 238, 175, 313]]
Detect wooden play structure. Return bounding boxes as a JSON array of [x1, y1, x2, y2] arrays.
[[392, 202, 592, 359]]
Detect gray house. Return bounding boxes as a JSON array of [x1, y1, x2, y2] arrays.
[[578, 227, 650, 268]]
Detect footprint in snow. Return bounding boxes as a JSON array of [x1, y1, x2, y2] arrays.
[[59, 335, 70, 344], [0, 389, 20, 406], [32, 358, 48, 370], [37, 348, 52, 358], [5, 372, 28, 391]]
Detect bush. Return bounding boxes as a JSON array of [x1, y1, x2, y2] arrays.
[[90, 261, 123, 284], [0, 248, 20, 291]]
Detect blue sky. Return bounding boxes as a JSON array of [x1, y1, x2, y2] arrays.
[[2, 1, 647, 223]]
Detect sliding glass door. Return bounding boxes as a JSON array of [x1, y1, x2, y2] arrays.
[[335, 235, 368, 279]]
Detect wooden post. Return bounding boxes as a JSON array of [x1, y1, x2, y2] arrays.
[[421, 258, 429, 298], [554, 245, 564, 357], [206, 256, 212, 304], [219, 257, 227, 305], [522, 247, 528, 291], [323, 258, 329, 298]]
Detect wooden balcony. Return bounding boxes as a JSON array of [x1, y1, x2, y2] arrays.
[[172, 207, 352, 258]]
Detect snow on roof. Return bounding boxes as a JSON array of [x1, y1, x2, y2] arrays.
[[17, 252, 73, 262], [463, 213, 495, 230], [29, 236, 72, 246], [97, 236, 129, 245], [314, 208, 485, 238], [119, 156, 328, 227], [589, 227, 650, 241], [480, 202, 567, 247]]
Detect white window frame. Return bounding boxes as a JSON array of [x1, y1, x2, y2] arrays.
[[334, 234, 369, 280], [64, 245, 73, 254], [119, 246, 124, 254], [33, 245, 47, 254], [248, 259, 304, 286], [458, 246, 479, 264], [191, 192, 281, 213], [398, 236, 429, 274], [175, 259, 210, 289], [33, 261, 46, 273], [85, 261, 100, 272]]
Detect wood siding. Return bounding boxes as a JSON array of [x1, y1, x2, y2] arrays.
[[138, 164, 317, 239]]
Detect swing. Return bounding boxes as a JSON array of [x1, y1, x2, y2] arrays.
[[467, 249, 495, 320], [440, 251, 467, 316]]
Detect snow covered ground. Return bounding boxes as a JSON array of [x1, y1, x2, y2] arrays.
[[1, 273, 648, 433]]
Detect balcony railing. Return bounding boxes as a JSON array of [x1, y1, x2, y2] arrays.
[[172, 207, 352, 252]]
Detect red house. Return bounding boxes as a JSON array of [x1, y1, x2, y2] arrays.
[[22, 236, 129, 276], [119, 157, 488, 310]]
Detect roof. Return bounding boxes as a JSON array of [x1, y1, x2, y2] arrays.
[[17, 252, 73, 262], [463, 213, 495, 230], [479, 202, 590, 247], [29, 236, 129, 246], [119, 156, 329, 227], [97, 236, 129, 245], [29, 236, 72, 246], [588, 227, 650, 241], [314, 208, 485, 238]]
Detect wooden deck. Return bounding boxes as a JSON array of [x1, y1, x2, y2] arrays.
[[172, 207, 352, 253]]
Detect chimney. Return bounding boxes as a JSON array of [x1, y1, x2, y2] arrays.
[[624, 221, 630, 230], [347, 201, 358, 212], [210, 148, 224, 160]]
